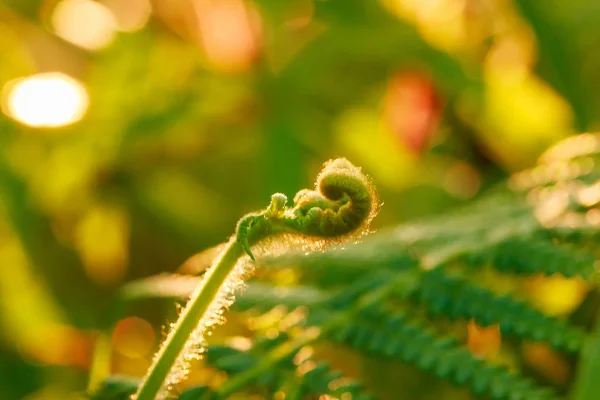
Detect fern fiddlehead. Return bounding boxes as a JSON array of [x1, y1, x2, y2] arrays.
[[236, 158, 378, 260], [133, 158, 378, 400]]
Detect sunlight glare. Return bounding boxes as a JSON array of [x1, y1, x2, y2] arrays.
[[1, 72, 89, 128]]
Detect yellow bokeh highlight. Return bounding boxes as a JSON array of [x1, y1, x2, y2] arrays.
[[0, 242, 90, 369], [478, 36, 572, 169], [225, 336, 252, 352], [74, 204, 130, 286], [21, 323, 92, 368], [273, 392, 286, 400], [1, 72, 89, 128], [484, 72, 572, 153], [0, 237, 66, 359], [382, 0, 468, 52], [52, 0, 117, 50], [467, 321, 501, 359], [335, 107, 423, 189], [528, 275, 588, 317], [272, 268, 298, 286], [113, 317, 155, 358], [14, 141, 96, 215]]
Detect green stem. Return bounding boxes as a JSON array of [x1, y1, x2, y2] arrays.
[[134, 240, 244, 400], [87, 332, 113, 394], [133, 158, 377, 399]]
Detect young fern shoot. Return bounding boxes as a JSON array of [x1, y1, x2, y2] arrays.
[[133, 158, 378, 400]]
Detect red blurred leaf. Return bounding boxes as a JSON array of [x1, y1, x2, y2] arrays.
[[384, 71, 442, 154]]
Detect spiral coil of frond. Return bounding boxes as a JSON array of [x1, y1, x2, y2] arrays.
[[91, 135, 600, 400]]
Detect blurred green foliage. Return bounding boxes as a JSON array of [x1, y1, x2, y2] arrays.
[[1, 0, 600, 399]]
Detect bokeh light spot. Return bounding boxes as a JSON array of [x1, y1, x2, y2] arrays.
[[1, 72, 89, 128], [444, 161, 481, 199], [105, 0, 152, 32], [225, 336, 252, 352], [113, 317, 155, 359], [52, 0, 117, 50], [194, 0, 262, 72], [75, 204, 130, 286], [384, 72, 441, 154], [20, 323, 91, 368], [528, 275, 588, 316]]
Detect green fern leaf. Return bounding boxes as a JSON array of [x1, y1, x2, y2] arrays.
[[330, 304, 560, 400], [300, 360, 374, 400], [414, 269, 586, 352], [90, 376, 211, 400], [465, 234, 596, 278]]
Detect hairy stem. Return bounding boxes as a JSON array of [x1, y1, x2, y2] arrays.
[[134, 240, 244, 400], [133, 158, 377, 399]]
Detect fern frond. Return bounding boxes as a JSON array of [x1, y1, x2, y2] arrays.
[[263, 192, 538, 275], [91, 375, 140, 400], [330, 304, 559, 400], [414, 269, 586, 352], [259, 238, 418, 287], [93, 341, 288, 400], [295, 360, 374, 400], [465, 234, 596, 278], [211, 273, 417, 399], [91, 376, 210, 400], [116, 274, 328, 312], [205, 340, 294, 391], [205, 345, 260, 376], [237, 282, 329, 311]]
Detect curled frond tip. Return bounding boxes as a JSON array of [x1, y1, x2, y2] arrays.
[[236, 157, 379, 259]]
